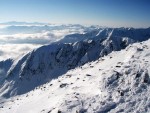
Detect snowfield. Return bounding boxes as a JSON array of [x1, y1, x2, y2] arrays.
[[0, 39, 150, 113]]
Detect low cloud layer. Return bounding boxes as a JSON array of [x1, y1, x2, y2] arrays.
[[0, 24, 87, 61], [0, 26, 85, 44], [0, 32, 56, 44], [0, 44, 41, 61]]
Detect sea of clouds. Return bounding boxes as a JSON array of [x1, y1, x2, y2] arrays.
[[0, 22, 88, 61]]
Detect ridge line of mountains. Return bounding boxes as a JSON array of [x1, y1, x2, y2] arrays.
[[0, 27, 150, 97]]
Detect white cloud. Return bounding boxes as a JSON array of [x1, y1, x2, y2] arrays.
[[0, 24, 87, 61], [0, 32, 56, 44], [0, 29, 84, 45], [0, 44, 41, 61]]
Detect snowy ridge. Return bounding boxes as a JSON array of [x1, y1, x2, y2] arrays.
[[60, 27, 150, 43], [0, 27, 150, 97], [0, 39, 150, 113]]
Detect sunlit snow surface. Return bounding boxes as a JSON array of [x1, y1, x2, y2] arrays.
[[0, 39, 150, 113]]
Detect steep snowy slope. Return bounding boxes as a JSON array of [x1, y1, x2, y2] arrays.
[[0, 27, 150, 98], [0, 39, 150, 113], [0, 36, 135, 97], [60, 27, 150, 43], [0, 59, 13, 84]]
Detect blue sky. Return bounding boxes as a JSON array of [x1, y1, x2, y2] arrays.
[[0, 0, 150, 27]]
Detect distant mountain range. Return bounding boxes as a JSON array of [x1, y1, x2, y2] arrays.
[[0, 22, 95, 35], [0, 21, 47, 25]]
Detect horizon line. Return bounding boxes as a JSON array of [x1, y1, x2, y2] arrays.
[[0, 21, 150, 29]]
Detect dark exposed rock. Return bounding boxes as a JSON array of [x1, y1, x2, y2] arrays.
[[86, 74, 92, 76], [60, 83, 68, 88]]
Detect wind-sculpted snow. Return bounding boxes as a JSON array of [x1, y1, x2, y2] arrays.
[[0, 38, 150, 113]]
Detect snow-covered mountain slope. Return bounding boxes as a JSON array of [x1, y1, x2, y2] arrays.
[[0, 39, 150, 113], [0, 59, 13, 85], [0, 27, 150, 97], [60, 27, 150, 43]]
